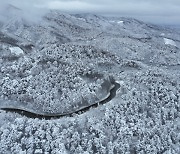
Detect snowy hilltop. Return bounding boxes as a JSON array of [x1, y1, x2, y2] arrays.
[[0, 8, 180, 154]]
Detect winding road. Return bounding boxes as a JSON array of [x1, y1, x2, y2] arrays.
[[1, 81, 120, 120]]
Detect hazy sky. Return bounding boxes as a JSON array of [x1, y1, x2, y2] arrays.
[[1, 0, 180, 25]]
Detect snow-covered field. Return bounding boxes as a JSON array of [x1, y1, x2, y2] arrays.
[[9, 47, 24, 56], [164, 38, 177, 46], [0, 8, 179, 154]]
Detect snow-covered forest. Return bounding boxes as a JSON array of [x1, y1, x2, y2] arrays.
[[0, 5, 179, 154]]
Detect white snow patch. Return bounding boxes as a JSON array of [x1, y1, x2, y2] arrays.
[[110, 20, 124, 25], [9, 47, 24, 56], [164, 38, 176, 46], [78, 18, 86, 21], [117, 21, 124, 24], [34, 149, 43, 153]]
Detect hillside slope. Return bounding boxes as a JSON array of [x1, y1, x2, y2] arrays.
[[0, 9, 179, 153]]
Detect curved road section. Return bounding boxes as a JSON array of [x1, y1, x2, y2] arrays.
[[0, 81, 120, 120]]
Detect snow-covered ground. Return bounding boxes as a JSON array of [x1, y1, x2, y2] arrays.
[[0, 10, 180, 154], [164, 38, 177, 46], [117, 20, 124, 25], [9, 47, 24, 56]]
